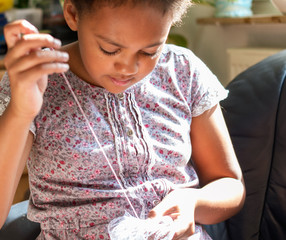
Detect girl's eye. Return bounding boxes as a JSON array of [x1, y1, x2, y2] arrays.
[[99, 45, 160, 58], [142, 52, 157, 57], [99, 46, 120, 56], [141, 50, 161, 59]]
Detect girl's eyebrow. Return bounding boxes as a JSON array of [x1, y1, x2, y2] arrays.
[[95, 34, 164, 49]]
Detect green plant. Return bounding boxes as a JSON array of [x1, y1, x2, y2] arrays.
[[167, 33, 188, 48], [192, 0, 215, 7], [192, 0, 236, 6]]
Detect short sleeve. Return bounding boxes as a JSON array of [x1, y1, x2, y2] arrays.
[[189, 52, 228, 117], [0, 72, 11, 116], [0, 72, 36, 135]]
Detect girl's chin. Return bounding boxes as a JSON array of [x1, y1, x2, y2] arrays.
[[107, 87, 129, 94]]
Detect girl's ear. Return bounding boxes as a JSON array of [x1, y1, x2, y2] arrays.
[[63, 0, 79, 31]]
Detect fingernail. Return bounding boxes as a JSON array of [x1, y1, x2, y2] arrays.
[[62, 52, 69, 60], [54, 39, 62, 47], [61, 63, 70, 70]]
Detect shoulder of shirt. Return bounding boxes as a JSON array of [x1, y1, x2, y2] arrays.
[[161, 44, 196, 58], [159, 44, 200, 66]]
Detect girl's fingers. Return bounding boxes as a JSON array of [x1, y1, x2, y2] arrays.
[[9, 50, 69, 74], [4, 19, 39, 48], [10, 62, 69, 85], [17, 33, 62, 52], [172, 217, 195, 240], [3, 20, 69, 119], [4, 34, 62, 68], [148, 192, 179, 219]]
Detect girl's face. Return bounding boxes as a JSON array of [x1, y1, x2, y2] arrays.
[[64, 2, 173, 93]]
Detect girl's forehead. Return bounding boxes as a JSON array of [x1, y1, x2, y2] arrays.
[[82, 4, 173, 31], [79, 5, 173, 47]]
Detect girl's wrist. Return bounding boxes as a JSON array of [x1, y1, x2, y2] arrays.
[[4, 103, 36, 127]]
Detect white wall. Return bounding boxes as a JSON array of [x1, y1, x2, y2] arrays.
[[171, 1, 286, 86]]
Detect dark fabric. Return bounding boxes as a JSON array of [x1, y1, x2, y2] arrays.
[[260, 62, 286, 240], [0, 200, 40, 240], [219, 50, 286, 240], [204, 222, 230, 240]]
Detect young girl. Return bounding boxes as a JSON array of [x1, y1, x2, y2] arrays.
[[0, 0, 245, 239]]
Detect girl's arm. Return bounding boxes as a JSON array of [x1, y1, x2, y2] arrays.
[[190, 103, 245, 224], [0, 20, 69, 228], [149, 104, 245, 239], [0, 113, 33, 227]]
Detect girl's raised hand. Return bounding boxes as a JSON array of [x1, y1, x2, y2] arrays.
[[3, 20, 69, 120]]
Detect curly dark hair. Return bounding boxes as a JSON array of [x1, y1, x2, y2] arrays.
[[69, 0, 192, 24]]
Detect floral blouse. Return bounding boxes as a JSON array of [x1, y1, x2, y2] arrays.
[[0, 44, 227, 239]]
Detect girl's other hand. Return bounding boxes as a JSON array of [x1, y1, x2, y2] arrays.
[[3, 20, 69, 120], [148, 188, 198, 240]]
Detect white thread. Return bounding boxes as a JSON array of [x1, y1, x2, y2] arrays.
[[60, 72, 176, 239], [108, 212, 175, 240], [61, 72, 139, 219]]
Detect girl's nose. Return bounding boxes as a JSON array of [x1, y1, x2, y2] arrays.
[[114, 55, 139, 75]]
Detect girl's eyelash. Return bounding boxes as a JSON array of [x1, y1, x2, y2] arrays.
[[99, 46, 119, 56], [99, 46, 159, 58], [142, 51, 157, 57], [142, 51, 161, 59]]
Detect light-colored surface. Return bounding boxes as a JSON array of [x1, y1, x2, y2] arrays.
[[197, 15, 286, 25], [170, 1, 286, 86], [5, 8, 43, 30], [227, 47, 284, 82], [271, 0, 286, 15]]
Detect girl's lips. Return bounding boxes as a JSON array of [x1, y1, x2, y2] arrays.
[[110, 76, 133, 86]]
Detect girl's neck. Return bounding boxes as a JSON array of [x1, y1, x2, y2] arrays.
[[61, 41, 96, 86]]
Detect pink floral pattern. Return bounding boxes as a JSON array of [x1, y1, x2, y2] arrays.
[[0, 45, 227, 239]]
